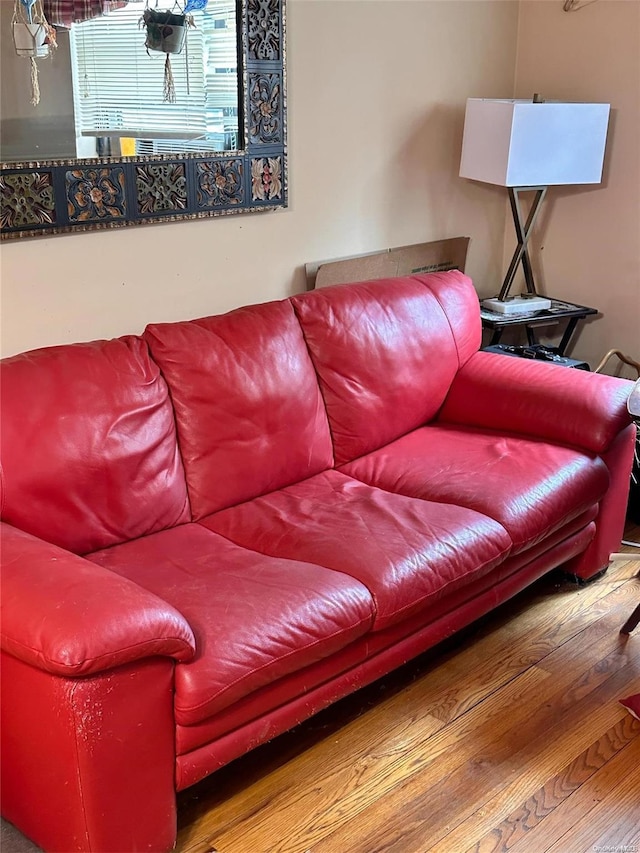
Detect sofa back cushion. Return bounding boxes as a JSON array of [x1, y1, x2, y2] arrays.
[[418, 269, 482, 366], [0, 336, 190, 554], [144, 299, 334, 518], [291, 271, 479, 465]]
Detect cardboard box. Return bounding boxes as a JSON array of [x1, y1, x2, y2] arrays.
[[306, 237, 470, 290]]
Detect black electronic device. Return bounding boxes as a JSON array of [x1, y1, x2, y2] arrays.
[[483, 344, 590, 370]]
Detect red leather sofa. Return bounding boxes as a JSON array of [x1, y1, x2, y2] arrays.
[[1, 271, 635, 852]]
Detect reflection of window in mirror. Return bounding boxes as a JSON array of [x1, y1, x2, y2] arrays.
[[71, 3, 239, 158], [0, 1, 239, 163]]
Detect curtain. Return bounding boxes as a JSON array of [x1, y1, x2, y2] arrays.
[[44, 1, 128, 28]]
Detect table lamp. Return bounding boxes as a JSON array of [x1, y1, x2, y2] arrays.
[[459, 97, 610, 314]]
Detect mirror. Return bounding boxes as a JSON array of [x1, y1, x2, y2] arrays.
[[0, 0, 286, 239]]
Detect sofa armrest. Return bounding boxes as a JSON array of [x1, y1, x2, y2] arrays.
[[1, 523, 196, 677], [439, 351, 633, 454]]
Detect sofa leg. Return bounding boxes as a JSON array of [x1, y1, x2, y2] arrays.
[[560, 564, 609, 588], [1, 653, 178, 853]]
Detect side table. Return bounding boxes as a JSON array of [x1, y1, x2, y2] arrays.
[[480, 298, 598, 355]]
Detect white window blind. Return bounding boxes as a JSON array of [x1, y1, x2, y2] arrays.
[[69, 1, 238, 153]]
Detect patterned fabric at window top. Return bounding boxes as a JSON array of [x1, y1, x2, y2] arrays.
[[43, 0, 128, 28]]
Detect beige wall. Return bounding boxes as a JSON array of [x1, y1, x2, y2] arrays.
[[0, 0, 519, 357], [514, 0, 640, 371]]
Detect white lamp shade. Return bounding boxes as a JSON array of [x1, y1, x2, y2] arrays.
[[459, 99, 610, 186]]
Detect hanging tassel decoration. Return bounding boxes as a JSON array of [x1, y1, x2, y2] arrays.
[[163, 53, 176, 103], [30, 55, 40, 105], [143, 8, 194, 102], [12, 0, 55, 107]]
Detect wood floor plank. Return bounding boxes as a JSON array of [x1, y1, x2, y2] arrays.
[[175, 542, 640, 853], [542, 750, 640, 853], [311, 671, 639, 853], [460, 716, 640, 853], [421, 649, 640, 853], [505, 733, 640, 853]]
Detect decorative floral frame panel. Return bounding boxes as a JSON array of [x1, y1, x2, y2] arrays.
[[0, 0, 286, 240]]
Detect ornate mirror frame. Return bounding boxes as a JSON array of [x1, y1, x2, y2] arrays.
[[0, 0, 286, 240]]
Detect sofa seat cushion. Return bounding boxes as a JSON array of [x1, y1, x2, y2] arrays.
[[87, 524, 374, 726], [340, 423, 610, 554], [201, 470, 512, 632]]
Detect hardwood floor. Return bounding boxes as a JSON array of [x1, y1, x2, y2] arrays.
[[176, 525, 640, 853]]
